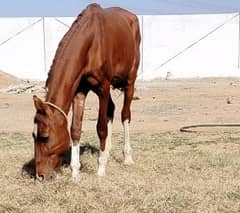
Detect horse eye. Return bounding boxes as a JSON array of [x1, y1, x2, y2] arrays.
[[32, 130, 48, 143], [32, 132, 36, 139], [36, 136, 49, 143]]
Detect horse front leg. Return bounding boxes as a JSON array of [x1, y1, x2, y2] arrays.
[[96, 83, 112, 176], [122, 85, 135, 165], [70, 92, 87, 179]]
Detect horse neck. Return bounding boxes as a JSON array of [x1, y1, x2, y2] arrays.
[[45, 78, 75, 114], [45, 36, 91, 114], [45, 61, 84, 114], [45, 13, 95, 113]]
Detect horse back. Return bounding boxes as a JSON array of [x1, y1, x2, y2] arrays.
[[83, 4, 141, 89]]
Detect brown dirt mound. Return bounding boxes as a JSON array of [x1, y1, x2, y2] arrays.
[[0, 70, 21, 88]]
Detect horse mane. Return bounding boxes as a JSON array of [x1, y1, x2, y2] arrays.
[[45, 4, 102, 89]]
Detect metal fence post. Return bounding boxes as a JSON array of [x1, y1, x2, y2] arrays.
[[42, 17, 47, 74]]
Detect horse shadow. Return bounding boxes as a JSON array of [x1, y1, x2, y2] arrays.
[[22, 143, 99, 178]]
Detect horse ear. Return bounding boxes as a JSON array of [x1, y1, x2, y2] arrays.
[[33, 95, 52, 115], [33, 95, 44, 110]]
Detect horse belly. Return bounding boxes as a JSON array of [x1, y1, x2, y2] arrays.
[[111, 74, 128, 89]]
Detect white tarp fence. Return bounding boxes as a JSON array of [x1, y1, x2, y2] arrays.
[[0, 13, 239, 80]]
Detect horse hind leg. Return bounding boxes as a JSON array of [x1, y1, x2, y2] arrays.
[[122, 85, 135, 165], [121, 39, 140, 165], [70, 92, 87, 179], [105, 95, 115, 154]]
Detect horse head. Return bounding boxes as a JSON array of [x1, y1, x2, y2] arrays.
[[32, 95, 70, 181]]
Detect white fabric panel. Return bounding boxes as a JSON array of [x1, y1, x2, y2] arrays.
[[0, 14, 239, 80], [0, 18, 44, 79], [142, 13, 239, 79], [44, 17, 75, 75], [137, 15, 143, 79]]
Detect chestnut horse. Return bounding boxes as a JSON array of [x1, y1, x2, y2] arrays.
[[32, 3, 141, 181]]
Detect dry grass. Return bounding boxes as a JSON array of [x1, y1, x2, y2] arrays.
[[2, 78, 240, 212], [1, 129, 240, 212]]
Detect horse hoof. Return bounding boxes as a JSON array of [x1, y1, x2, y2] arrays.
[[71, 170, 80, 180], [124, 156, 134, 165], [97, 167, 106, 176], [71, 175, 80, 182]]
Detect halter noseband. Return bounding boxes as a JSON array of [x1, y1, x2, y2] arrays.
[[44, 102, 68, 124]]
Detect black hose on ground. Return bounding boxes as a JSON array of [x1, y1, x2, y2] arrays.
[[180, 123, 240, 133]]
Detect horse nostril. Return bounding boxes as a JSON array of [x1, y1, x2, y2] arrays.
[[49, 171, 56, 180], [36, 174, 44, 182]]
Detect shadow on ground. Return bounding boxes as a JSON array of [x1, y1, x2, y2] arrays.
[[22, 143, 99, 178]]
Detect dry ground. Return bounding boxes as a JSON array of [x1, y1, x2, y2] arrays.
[[1, 76, 240, 212]]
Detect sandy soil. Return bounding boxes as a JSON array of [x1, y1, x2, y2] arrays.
[[1, 77, 240, 133], [0, 70, 22, 89]]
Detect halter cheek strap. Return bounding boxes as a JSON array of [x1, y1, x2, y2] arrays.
[[44, 102, 73, 144], [44, 101, 68, 124]]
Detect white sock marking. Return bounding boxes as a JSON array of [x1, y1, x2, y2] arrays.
[[106, 121, 112, 153], [97, 121, 112, 176], [70, 143, 80, 178], [123, 120, 134, 164], [97, 150, 108, 176]]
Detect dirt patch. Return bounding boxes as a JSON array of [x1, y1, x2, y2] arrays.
[[0, 70, 22, 88], [1, 78, 240, 212]]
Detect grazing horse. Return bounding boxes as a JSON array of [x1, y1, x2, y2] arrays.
[[32, 3, 141, 181]]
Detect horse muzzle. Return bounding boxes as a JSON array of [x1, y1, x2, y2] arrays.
[[36, 171, 56, 182]]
